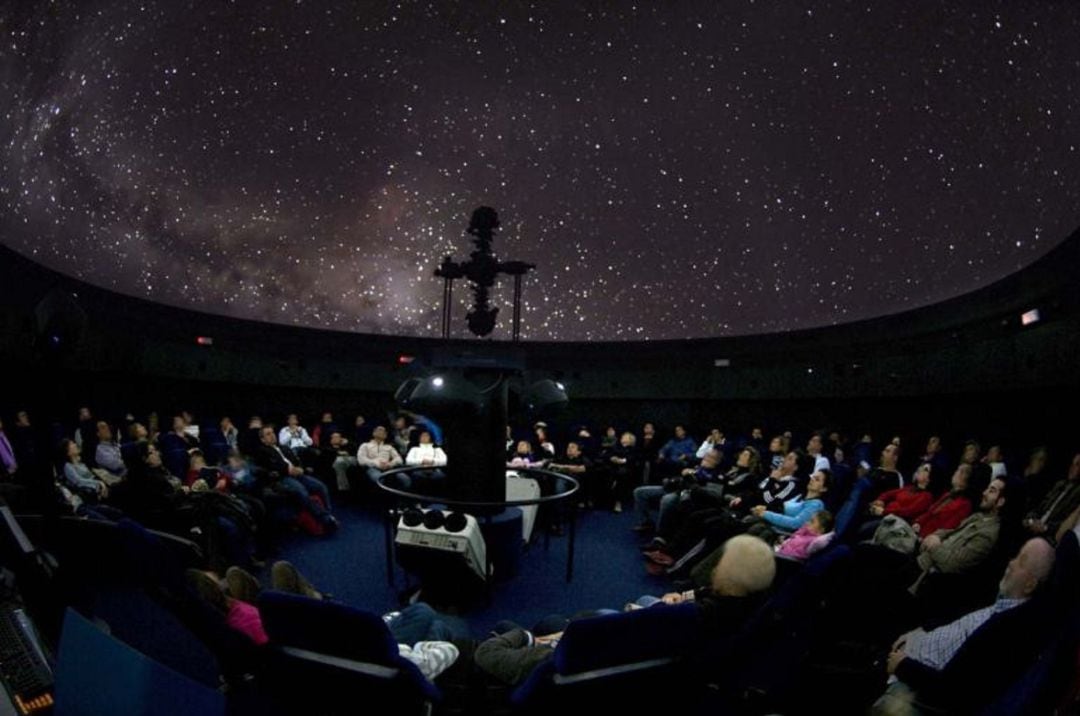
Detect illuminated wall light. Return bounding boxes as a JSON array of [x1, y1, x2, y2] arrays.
[[1020, 308, 1041, 326], [397, 354, 416, 364], [195, 336, 214, 346], [713, 358, 731, 368]]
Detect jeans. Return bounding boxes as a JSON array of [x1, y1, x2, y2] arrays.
[[332, 456, 358, 490], [386, 603, 464, 645], [633, 485, 680, 533], [367, 466, 412, 490], [277, 474, 332, 521]]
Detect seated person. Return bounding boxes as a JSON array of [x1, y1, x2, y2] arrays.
[[632, 448, 722, 535], [320, 431, 358, 491], [356, 425, 404, 488], [856, 463, 935, 540], [405, 430, 448, 476], [776, 509, 834, 561], [909, 477, 1009, 593], [872, 538, 1056, 715], [657, 425, 697, 476], [912, 464, 975, 536], [507, 440, 545, 469], [186, 562, 462, 681], [1022, 452, 1080, 544], [59, 438, 109, 502], [548, 441, 591, 505], [747, 468, 831, 543], [865, 443, 905, 501], [474, 534, 777, 686], [94, 421, 127, 478], [278, 413, 314, 455], [253, 426, 337, 532]]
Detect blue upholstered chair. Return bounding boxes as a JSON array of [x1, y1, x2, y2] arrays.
[[510, 602, 701, 712], [256, 590, 441, 715]]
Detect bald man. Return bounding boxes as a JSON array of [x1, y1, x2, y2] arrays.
[[873, 537, 1057, 715]]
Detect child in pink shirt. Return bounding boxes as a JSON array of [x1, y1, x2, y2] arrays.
[[776, 510, 834, 560]]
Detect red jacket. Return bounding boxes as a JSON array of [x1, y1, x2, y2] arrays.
[[877, 486, 935, 521], [912, 492, 973, 536]]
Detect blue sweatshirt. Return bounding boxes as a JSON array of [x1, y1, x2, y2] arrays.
[[660, 437, 697, 463], [762, 496, 824, 533]]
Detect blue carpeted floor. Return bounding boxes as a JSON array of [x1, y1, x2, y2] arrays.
[[267, 499, 670, 636]]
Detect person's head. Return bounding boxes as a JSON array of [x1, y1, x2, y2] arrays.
[[674, 425, 687, 440], [751, 427, 764, 440], [808, 510, 834, 536], [806, 469, 831, 498], [709, 427, 723, 442], [60, 439, 79, 463], [226, 452, 244, 470], [710, 535, 777, 597], [806, 433, 824, 455], [515, 440, 532, 456], [1068, 453, 1080, 481], [998, 538, 1056, 600], [96, 420, 112, 442], [736, 446, 760, 472], [793, 449, 816, 480], [249, 416, 262, 429], [535, 426, 549, 442], [371, 425, 388, 442], [779, 450, 799, 476], [962, 440, 981, 465], [78, 407, 92, 421], [701, 449, 721, 469], [393, 415, 408, 430], [768, 436, 783, 453], [980, 477, 1008, 513], [620, 431, 637, 447], [925, 435, 941, 455], [181, 410, 194, 425], [642, 422, 655, 437], [1025, 446, 1049, 476], [143, 443, 162, 468], [912, 463, 932, 490], [951, 463, 972, 493], [259, 426, 277, 446], [286, 413, 300, 428], [185, 569, 228, 613], [189, 452, 206, 470], [566, 441, 582, 459], [15, 411, 30, 427], [329, 431, 345, 449], [320, 412, 333, 423], [355, 415, 365, 427], [172, 416, 186, 433], [220, 416, 234, 430], [880, 443, 900, 470], [605, 426, 617, 438], [984, 445, 1003, 464], [418, 430, 433, 445], [127, 422, 147, 441]]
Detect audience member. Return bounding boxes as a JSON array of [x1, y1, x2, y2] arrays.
[[278, 414, 314, 453], [94, 421, 127, 478], [657, 425, 696, 476], [356, 425, 404, 488], [1022, 452, 1080, 544]]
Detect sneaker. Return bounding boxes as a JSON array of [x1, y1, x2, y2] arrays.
[[271, 561, 322, 600], [225, 566, 262, 604], [613, 502, 623, 513]]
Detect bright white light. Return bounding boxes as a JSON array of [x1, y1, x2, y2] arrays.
[[1021, 308, 1041, 326], [555, 382, 565, 391], [432, 376, 444, 387]]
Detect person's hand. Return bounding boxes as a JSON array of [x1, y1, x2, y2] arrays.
[[681, 468, 694, 476], [1024, 518, 1047, 534], [730, 497, 742, 508], [98, 482, 109, 499], [534, 631, 563, 646], [920, 534, 941, 552], [288, 465, 304, 477], [661, 592, 684, 605], [886, 644, 906, 675], [912, 523, 921, 534], [751, 505, 767, 518], [421, 458, 433, 466], [215, 478, 228, 491], [870, 504, 884, 516], [377, 460, 390, 470]]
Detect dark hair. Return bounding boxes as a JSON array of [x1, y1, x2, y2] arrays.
[[814, 510, 835, 532], [792, 449, 815, 480]]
